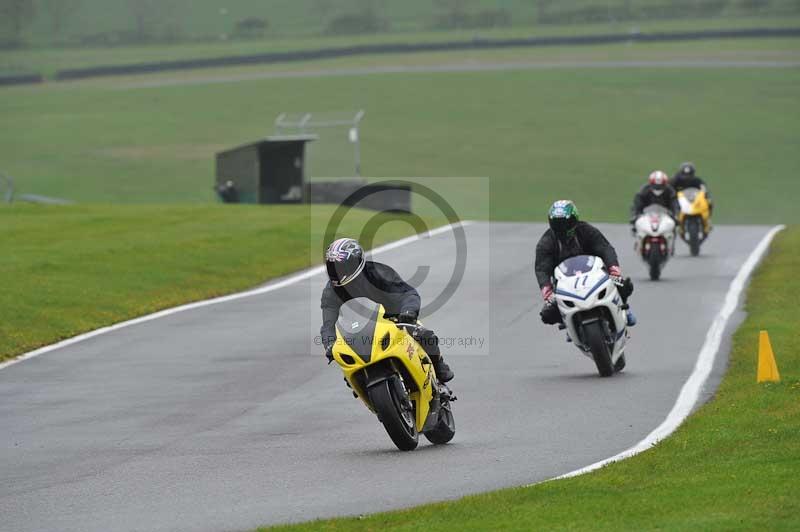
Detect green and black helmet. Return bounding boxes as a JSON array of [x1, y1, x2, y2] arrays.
[[548, 200, 580, 242]]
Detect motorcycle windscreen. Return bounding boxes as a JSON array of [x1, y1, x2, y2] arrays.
[[682, 187, 700, 202], [336, 298, 381, 362], [643, 204, 671, 216], [557, 255, 596, 276]]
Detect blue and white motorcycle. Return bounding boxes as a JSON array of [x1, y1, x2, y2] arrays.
[[554, 255, 629, 377]]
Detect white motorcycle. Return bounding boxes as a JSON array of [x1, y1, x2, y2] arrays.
[[554, 255, 629, 377], [633, 204, 676, 281]]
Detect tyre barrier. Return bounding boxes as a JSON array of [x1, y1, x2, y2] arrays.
[[0, 73, 43, 87], [53, 27, 800, 81]]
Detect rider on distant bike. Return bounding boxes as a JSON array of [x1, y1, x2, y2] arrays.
[[671, 162, 714, 215], [535, 200, 635, 327], [320, 238, 454, 382], [630, 170, 679, 223]]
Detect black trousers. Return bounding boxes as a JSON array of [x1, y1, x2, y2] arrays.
[[413, 326, 442, 360]]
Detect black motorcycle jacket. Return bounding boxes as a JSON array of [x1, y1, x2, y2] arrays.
[[534, 222, 620, 289], [320, 261, 421, 349], [671, 174, 711, 198], [631, 183, 679, 218]]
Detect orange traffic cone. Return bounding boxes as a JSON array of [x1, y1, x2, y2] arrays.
[[757, 330, 781, 383]]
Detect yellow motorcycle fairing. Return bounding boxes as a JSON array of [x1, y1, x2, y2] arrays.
[[677, 188, 711, 233], [332, 305, 436, 432]]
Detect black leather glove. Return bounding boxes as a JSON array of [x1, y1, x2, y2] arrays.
[[540, 301, 562, 325], [618, 277, 634, 300], [397, 310, 418, 324], [324, 345, 334, 364]]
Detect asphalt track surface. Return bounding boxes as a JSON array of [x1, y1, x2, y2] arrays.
[[0, 223, 772, 532]]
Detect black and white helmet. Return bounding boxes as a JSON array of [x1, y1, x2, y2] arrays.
[[325, 238, 365, 287], [679, 162, 696, 178]]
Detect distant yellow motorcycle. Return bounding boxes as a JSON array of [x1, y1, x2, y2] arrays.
[[677, 187, 712, 256], [331, 301, 456, 451]]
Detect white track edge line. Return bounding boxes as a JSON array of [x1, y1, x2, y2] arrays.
[[538, 223, 786, 484], [0, 220, 472, 372]]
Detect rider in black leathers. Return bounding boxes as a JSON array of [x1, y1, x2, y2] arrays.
[[671, 162, 713, 214], [535, 200, 635, 327], [320, 237, 454, 382], [630, 170, 679, 222]]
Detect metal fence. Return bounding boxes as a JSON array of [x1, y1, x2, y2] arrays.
[[0, 173, 73, 205], [1, 173, 14, 203], [274, 110, 365, 178]]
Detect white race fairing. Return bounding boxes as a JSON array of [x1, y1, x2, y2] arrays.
[[554, 255, 629, 371]]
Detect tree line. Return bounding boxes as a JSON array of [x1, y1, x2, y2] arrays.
[[2, 0, 797, 49]]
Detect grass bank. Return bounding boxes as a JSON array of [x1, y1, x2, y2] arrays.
[[2, 41, 799, 224], [0, 204, 439, 363], [265, 226, 799, 531], [4, 15, 799, 77]]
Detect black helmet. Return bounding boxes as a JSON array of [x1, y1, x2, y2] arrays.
[[679, 162, 695, 178], [548, 200, 580, 243], [325, 238, 365, 287]]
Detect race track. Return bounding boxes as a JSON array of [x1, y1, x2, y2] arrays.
[[0, 223, 772, 532]]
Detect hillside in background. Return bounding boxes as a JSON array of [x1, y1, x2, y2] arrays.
[[2, 0, 799, 48]]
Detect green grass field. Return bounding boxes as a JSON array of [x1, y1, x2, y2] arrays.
[[265, 226, 800, 531], [0, 204, 441, 363], [2, 37, 799, 224]]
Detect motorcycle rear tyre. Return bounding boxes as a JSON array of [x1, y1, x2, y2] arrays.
[[614, 353, 626, 373], [648, 250, 662, 281]]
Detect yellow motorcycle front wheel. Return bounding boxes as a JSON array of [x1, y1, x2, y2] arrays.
[[685, 216, 703, 256], [368, 376, 419, 451]]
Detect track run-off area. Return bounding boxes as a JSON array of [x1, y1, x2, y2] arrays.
[[0, 222, 781, 532], [113, 58, 800, 90]]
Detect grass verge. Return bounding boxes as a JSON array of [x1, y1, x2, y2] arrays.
[[2, 41, 799, 224], [0, 204, 440, 363], [4, 15, 799, 77], [264, 226, 799, 531]]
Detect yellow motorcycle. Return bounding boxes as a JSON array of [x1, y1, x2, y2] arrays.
[[331, 301, 456, 451], [677, 187, 712, 256]]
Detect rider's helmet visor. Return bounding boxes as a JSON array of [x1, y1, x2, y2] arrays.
[[326, 257, 365, 287], [549, 216, 577, 241]]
